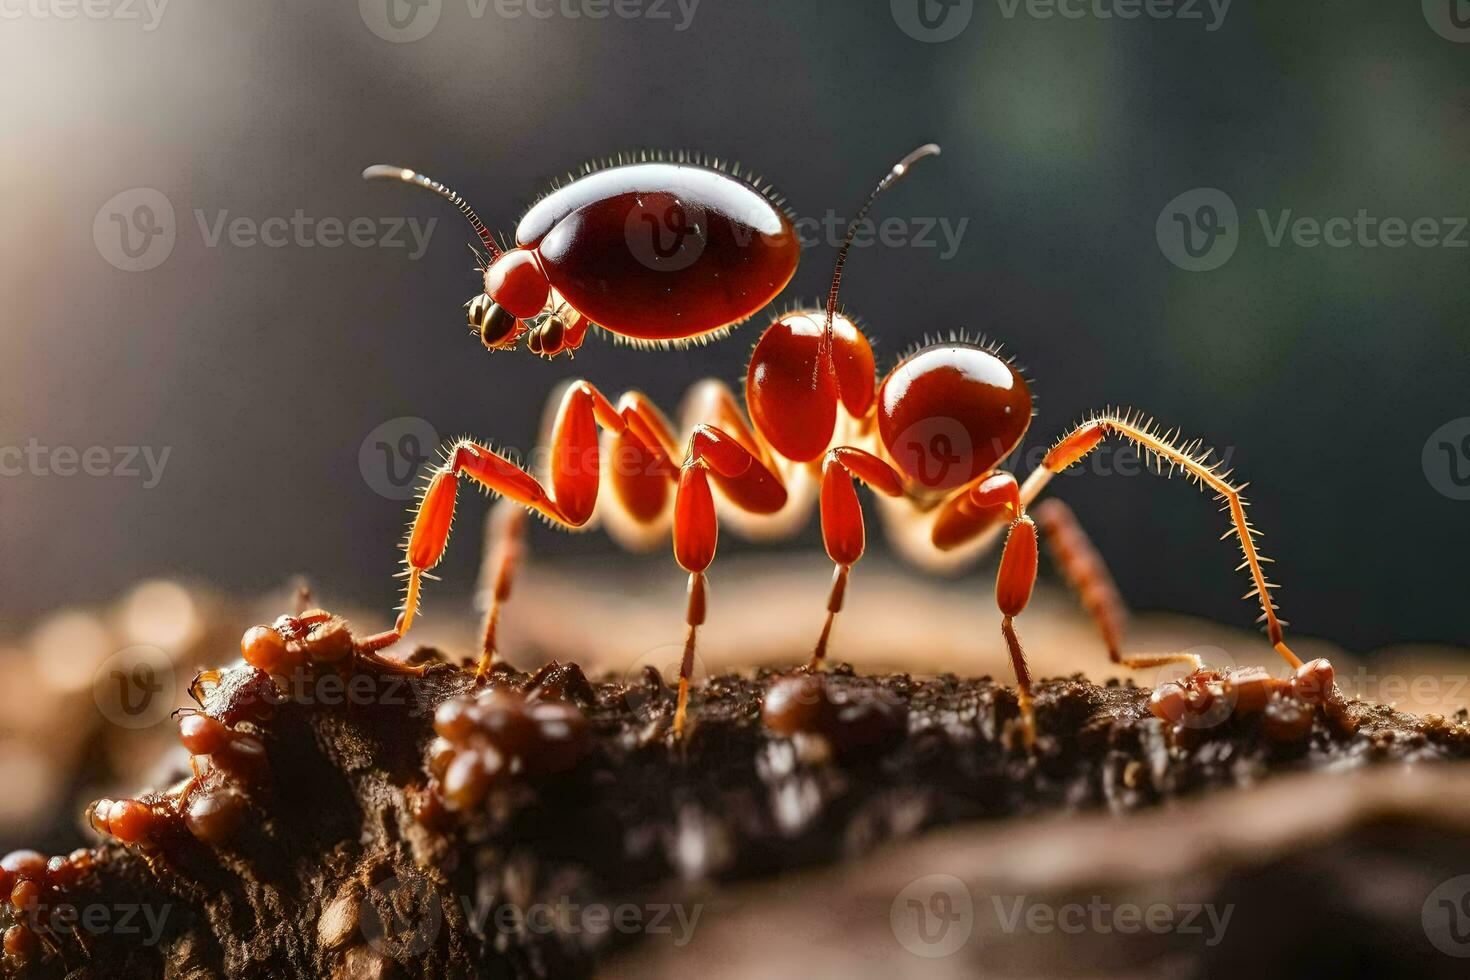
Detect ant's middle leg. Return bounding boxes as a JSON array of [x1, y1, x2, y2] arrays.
[[669, 424, 789, 733], [475, 500, 526, 678], [809, 447, 904, 669], [1031, 497, 1201, 674]]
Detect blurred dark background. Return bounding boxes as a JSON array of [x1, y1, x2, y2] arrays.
[[2, 0, 1467, 656]]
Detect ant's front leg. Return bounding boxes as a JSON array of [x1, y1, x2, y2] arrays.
[[1032, 497, 1201, 674], [809, 447, 904, 669], [388, 381, 626, 654]]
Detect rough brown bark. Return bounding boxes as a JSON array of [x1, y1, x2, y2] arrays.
[[10, 650, 1470, 979]]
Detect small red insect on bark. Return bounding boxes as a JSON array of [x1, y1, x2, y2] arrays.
[[362, 141, 1331, 747]]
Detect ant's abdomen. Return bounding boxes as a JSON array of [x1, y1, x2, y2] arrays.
[[517, 163, 798, 342]]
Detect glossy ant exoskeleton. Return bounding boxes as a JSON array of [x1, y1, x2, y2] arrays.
[[367, 143, 1327, 744]]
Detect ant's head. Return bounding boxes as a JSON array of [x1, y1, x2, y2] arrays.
[[875, 342, 1032, 497], [363, 166, 568, 355], [745, 144, 941, 464], [473, 247, 553, 350]]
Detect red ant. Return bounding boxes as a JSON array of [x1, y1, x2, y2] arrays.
[[364, 151, 800, 357], [370, 143, 1326, 744]]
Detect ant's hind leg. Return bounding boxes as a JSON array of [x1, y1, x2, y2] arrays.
[[475, 500, 528, 678], [1031, 497, 1200, 673], [1044, 413, 1302, 670], [983, 474, 1042, 749]]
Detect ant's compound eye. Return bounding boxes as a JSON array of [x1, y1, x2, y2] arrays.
[[533, 316, 566, 356], [467, 293, 492, 329], [470, 296, 519, 349]]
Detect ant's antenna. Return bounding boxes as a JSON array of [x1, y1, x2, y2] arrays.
[[822, 143, 941, 361], [362, 165, 502, 260]]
